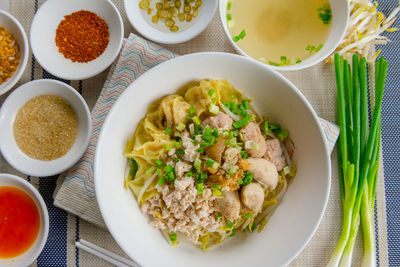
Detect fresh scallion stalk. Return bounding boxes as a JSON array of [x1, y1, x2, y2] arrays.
[[328, 54, 387, 267]]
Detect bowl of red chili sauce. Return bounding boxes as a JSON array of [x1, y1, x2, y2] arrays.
[[30, 0, 123, 80], [0, 173, 49, 266]]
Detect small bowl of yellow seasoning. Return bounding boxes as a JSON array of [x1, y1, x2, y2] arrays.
[[0, 10, 29, 95], [0, 79, 91, 177], [30, 0, 123, 80]]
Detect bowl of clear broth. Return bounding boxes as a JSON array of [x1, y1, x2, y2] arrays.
[[220, 0, 349, 70], [0, 173, 49, 266]]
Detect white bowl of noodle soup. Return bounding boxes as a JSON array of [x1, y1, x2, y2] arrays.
[[95, 53, 331, 267]]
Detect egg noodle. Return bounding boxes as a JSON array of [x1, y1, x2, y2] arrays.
[[124, 79, 296, 250]]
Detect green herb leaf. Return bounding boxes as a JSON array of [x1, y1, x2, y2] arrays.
[[155, 160, 164, 167], [169, 233, 177, 242], [164, 126, 171, 135], [317, 4, 332, 24], [157, 176, 166, 186], [128, 158, 139, 180], [197, 183, 204, 194], [226, 220, 234, 228]]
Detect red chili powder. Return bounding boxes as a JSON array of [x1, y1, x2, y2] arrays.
[[55, 10, 109, 63]]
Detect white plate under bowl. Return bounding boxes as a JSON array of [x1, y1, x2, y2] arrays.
[[95, 53, 331, 267], [30, 0, 123, 80], [124, 0, 217, 44], [0, 10, 29, 95], [0, 79, 91, 177], [0, 173, 49, 267]]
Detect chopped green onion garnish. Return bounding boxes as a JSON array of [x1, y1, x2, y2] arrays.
[[233, 118, 249, 129], [213, 189, 222, 196], [156, 168, 162, 175], [227, 165, 237, 176], [283, 165, 291, 175], [226, 220, 234, 228], [296, 58, 302, 64], [167, 171, 175, 183], [164, 144, 172, 151], [169, 233, 177, 242], [270, 124, 280, 131], [176, 149, 184, 156], [174, 157, 179, 163], [208, 89, 215, 96], [164, 164, 173, 173], [173, 141, 182, 148], [189, 107, 196, 115], [227, 2, 231, 10], [145, 166, 156, 175], [128, 158, 138, 180], [306, 44, 323, 54], [216, 214, 223, 219], [209, 103, 219, 114], [157, 176, 166, 186], [197, 147, 205, 154], [244, 212, 253, 219], [201, 134, 212, 143], [280, 56, 290, 66], [268, 61, 280, 67], [213, 128, 219, 137], [155, 160, 164, 167], [276, 129, 289, 141], [212, 184, 222, 190], [240, 150, 249, 159], [242, 99, 250, 110], [205, 126, 212, 135], [176, 122, 186, 131], [206, 158, 217, 168], [164, 126, 171, 135], [317, 4, 332, 24], [192, 116, 200, 125], [194, 158, 202, 172], [199, 142, 210, 147], [243, 171, 253, 185], [195, 125, 203, 135], [233, 29, 246, 42], [197, 183, 204, 194], [230, 230, 236, 237], [306, 45, 315, 52]]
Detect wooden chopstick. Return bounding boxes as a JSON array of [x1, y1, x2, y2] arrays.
[[76, 239, 138, 267]]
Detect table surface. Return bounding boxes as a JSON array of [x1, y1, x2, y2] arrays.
[[1, 0, 399, 266]]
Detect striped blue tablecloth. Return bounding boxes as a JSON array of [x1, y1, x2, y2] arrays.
[[377, 1, 400, 265], [0, 0, 399, 266]]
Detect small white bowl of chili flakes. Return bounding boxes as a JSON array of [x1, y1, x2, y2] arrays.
[[0, 10, 29, 95], [0, 79, 91, 177], [30, 0, 124, 80]]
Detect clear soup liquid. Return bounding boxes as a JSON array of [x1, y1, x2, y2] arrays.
[[229, 0, 332, 64]]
